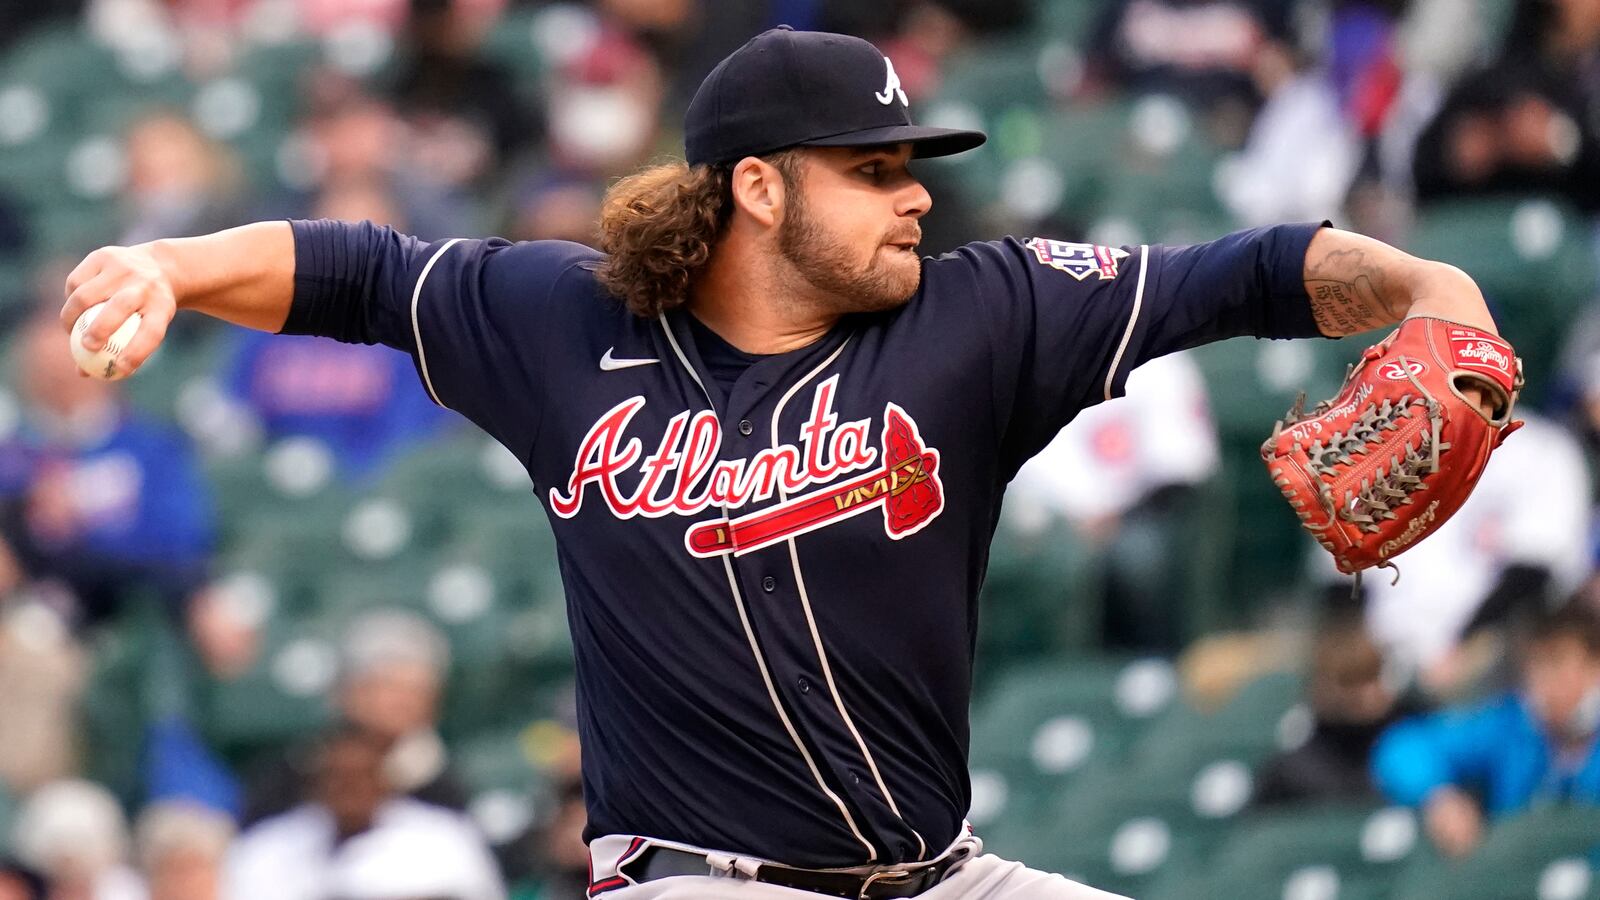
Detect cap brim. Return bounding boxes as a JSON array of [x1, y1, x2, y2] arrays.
[[801, 124, 987, 159]]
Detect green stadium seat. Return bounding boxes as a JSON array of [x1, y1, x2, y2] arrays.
[[454, 725, 549, 797], [196, 613, 339, 763], [121, 326, 229, 422], [977, 509, 1096, 669], [1162, 805, 1425, 900], [1131, 670, 1302, 773], [1189, 334, 1361, 603], [1392, 806, 1600, 900], [969, 656, 1178, 838], [982, 676, 1295, 890], [1034, 0, 1106, 45], [476, 6, 549, 88], [1002, 757, 1242, 897]]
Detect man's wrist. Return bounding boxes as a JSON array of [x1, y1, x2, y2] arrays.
[[142, 238, 190, 310], [1403, 263, 1498, 334]]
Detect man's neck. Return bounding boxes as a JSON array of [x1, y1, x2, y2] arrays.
[[688, 239, 839, 355]]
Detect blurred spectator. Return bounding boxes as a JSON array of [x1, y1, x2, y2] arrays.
[[272, 79, 472, 239], [389, 0, 533, 188], [505, 774, 587, 900], [225, 725, 504, 900], [1084, 0, 1297, 134], [0, 599, 87, 793], [214, 328, 453, 480], [544, 19, 665, 177], [1216, 42, 1360, 225], [1411, 0, 1600, 211], [1009, 351, 1220, 651], [1324, 0, 1406, 143], [244, 609, 466, 824], [0, 863, 46, 900], [0, 0, 84, 53], [1373, 602, 1600, 858], [12, 779, 145, 900], [0, 314, 213, 627], [1252, 616, 1403, 807], [117, 112, 245, 248], [132, 801, 233, 900], [502, 175, 601, 245], [1358, 412, 1591, 693]]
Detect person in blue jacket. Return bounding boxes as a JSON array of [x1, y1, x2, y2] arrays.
[[0, 313, 213, 626], [1373, 602, 1600, 858]]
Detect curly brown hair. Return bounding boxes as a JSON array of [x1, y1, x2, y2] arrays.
[[595, 151, 801, 318]]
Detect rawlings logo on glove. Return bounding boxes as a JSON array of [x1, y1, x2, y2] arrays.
[[1260, 318, 1523, 576]]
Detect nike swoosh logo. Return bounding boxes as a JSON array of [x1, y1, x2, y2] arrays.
[[599, 348, 660, 371]]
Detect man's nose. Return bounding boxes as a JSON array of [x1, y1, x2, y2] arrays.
[[897, 179, 932, 219]]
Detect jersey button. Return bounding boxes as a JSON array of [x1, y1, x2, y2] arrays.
[[738, 419, 753, 436], [797, 677, 811, 694], [895, 842, 911, 862], [761, 576, 776, 592]]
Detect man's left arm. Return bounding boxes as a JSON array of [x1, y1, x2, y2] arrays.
[[1299, 227, 1498, 337]]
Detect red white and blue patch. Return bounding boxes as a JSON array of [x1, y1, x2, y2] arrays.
[[1025, 237, 1129, 281]]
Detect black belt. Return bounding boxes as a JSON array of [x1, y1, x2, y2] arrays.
[[622, 846, 965, 899]]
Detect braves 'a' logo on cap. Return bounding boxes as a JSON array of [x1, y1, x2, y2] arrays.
[[548, 376, 945, 556], [876, 56, 909, 107], [1025, 237, 1129, 281]]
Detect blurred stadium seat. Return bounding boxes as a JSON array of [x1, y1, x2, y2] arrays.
[[1166, 805, 1426, 900], [1391, 806, 1600, 900]]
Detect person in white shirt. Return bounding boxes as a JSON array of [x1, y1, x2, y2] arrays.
[[1355, 412, 1592, 689], [224, 727, 504, 900], [11, 779, 147, 900]]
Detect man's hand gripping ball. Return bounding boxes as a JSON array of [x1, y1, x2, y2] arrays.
[[1261, 317, 1523, 576]]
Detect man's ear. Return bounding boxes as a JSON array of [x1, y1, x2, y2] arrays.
[[729, 156, 786, 229]]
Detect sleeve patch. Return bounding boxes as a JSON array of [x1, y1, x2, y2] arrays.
[[1024, 237, 1129, 281]]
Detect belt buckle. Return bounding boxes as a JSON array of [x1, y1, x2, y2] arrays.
[[857, 867, 916, 900]]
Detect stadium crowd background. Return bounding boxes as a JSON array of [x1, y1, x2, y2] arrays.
[[2, 0, 1600, 897]]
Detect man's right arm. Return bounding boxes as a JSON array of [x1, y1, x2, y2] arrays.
[[63, 219, 598, 462], [62, 221, 297, 376]]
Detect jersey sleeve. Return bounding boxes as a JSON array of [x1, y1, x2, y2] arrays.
[[282, 218, 602, 462], [947, 222, 1326, 477]]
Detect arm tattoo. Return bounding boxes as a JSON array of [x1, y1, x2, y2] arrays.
[[1303, 246, 1405, 337]]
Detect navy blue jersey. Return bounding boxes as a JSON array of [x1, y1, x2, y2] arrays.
[[285, 219, 1324, 867]]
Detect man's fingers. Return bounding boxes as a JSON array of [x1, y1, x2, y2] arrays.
[[61, 250, 110, 331], [82, 287, 144, 352], [63, 269, 120, 337], [114, 306, 171, 376]]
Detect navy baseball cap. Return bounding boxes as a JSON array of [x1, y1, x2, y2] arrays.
[[684, 26, 987, 167]]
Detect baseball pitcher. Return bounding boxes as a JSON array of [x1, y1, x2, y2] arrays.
[[61, 27, 1520, 900]]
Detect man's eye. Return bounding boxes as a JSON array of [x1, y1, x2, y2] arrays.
[[860, 162, 883, 177]]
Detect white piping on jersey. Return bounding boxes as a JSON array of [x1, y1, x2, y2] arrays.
[[772, 340, 929, 862], [410, 238, 466, 408], [658, 317, 878, 860], [1103, 244, 1150, 403]]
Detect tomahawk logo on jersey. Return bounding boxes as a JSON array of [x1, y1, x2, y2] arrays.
[[282, 217, 1327, 868]]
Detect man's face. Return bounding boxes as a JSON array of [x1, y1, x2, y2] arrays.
[[776, 144, 930, 315], [1524, 635, 1600, 738], [316, 735, 392, 835], [146, 848, 221, 900], [339, 662, 440, 740]]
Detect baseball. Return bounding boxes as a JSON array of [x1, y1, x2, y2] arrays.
[[70, 303, 142, 381]]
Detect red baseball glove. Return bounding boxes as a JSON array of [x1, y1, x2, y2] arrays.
[[1260, 317, 1523, 576]]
